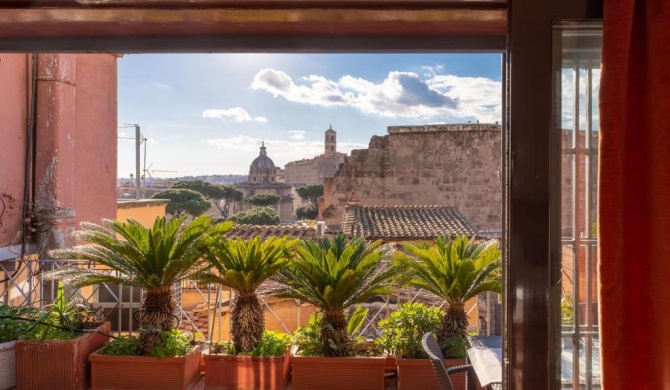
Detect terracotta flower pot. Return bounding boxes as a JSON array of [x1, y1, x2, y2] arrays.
[[204, 349, 290, 390], [0, 341, 16, 390], [396, 358, 469, 390], [15, 322, 110, 390], [290, 356, 386, 390], [89, 347, 202, 390]]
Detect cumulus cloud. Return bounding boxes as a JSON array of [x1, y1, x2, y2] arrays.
[[250, 68, 502, 123], [204, 135, 366, 166], [203, 107, 268, 123], [288, 130, 306, 140]]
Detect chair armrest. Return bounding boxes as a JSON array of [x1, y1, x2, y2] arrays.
[[446, 364, 474, 375], [446, 363, 478, 390]]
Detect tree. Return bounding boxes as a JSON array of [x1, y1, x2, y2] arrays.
[[228, 207, 279, 226], [296, 204, 318, 220], [394, 235, 501, 354], [47, 216, 233, 355], [173, 180, 242, 218], [296, 184, 323, 208], [199, 236, 298, 353], [247, 193, 281, 207], [273, 235, 403, 357], [150, 188, 210, 218]]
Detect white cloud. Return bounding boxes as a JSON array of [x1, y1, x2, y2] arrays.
[[203, 107, 268, 123], [152, 82, 173, 91], [288, 130, 306, 140], [250, 68, 502, 123]]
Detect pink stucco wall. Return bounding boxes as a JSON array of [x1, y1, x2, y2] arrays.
[[0, 53, 118, 249], [0, 54, 29, 247]]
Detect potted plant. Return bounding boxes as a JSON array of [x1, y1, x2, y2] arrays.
[[273, 234, 403, 390], [14, 283, 110, 390], [394, 235, 502, 390], [375, 302, 456, 390], [197, 235, 297, 390], [0, 305, 38, 390], [47, 215, 232, 390]]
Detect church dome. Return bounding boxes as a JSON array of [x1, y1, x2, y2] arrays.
[[250, 142, 276, 170]]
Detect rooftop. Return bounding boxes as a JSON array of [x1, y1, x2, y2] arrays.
[[342, 204, 477, 241]]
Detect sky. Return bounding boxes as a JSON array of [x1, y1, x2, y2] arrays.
[[117, 53, 503, 178]]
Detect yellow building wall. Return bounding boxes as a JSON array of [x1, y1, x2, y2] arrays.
[[116, 199, 168, 227]]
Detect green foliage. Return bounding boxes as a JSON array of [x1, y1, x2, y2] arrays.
[[173, 180, 242, 218], [151, 188, 211, 217], [561, 293, 574, 325], [46, 215, 232, 354], [0, 305, 39, 343], [396, 236, 502, 305], [293, 313, 323, 357], [99, 336, 141, 356], [296, 204, 318, 220], [375, 303, 443, 358], [274, 234, 401, 313], [294, 308, 370, 357], [211, 331, 291, 357], [48, 215, 232, 292], [441, 335, 467, 359], [200, 235, 298, 294], [22, 283, 104, 341], [247, 194, 281, 207], [395, 235, 501, 342], [296, 184, 323, 208], [275, 235, 402, 356], [228, 207, 279, 226], [100, 330, 193, 358], [151, 329, 194, 358]]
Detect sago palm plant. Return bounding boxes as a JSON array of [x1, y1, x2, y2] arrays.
[[395, 235, 501, 349], [47, 215, 232, 355], [198, 235, 298, 353], [273, 234, 402, 357]]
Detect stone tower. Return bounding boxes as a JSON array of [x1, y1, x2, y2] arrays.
[[325, 125, 337, 157]]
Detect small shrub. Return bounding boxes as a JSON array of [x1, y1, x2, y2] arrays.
[[22, 283, 104, 341], [294, 307, 371, 357], [210, 331, 291, 357], [0, 305, 39, 343], [100, 330, 193, 358], [100, 336, 141, 356], [375, 302, 443, 359]]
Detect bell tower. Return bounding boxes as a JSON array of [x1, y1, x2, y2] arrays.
[[324, 125, 337, 156]]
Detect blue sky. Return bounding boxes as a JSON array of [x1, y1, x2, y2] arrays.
[[117, 53, 502, 177]]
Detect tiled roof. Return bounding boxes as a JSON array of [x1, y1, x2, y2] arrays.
[[341, 205, 476, 240], [223, 224, 317, 240]]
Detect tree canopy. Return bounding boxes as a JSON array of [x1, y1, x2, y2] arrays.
[[228, 207, 280, 225], [296, 184, 323, 208], [150, 188, 211, 218], [173, 180, 242, 218], [247, 193, 281, 207], [296, 204, 318, 220]]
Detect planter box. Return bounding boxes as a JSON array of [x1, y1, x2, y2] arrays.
[[0, 341, 16, 390], [204, 350, 290, 390], [90, 347, 201, 390], [15, 322, 110, 390], [290, 356, 386, 390], [396, 358, 469, 390]]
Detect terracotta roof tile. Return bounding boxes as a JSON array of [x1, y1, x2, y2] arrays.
[[223, 224, 317, 240], [341, 205, 476, 240]]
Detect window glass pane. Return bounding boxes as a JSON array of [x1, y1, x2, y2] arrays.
[[555, 23, 602, 390]]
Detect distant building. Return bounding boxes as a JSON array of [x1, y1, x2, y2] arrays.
[[320, 123, 502, 234], [232, 142, 294, 223], [284, 125, 347, 187]]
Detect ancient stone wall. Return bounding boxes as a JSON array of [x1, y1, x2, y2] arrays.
[[321, 124, 502, 232]]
